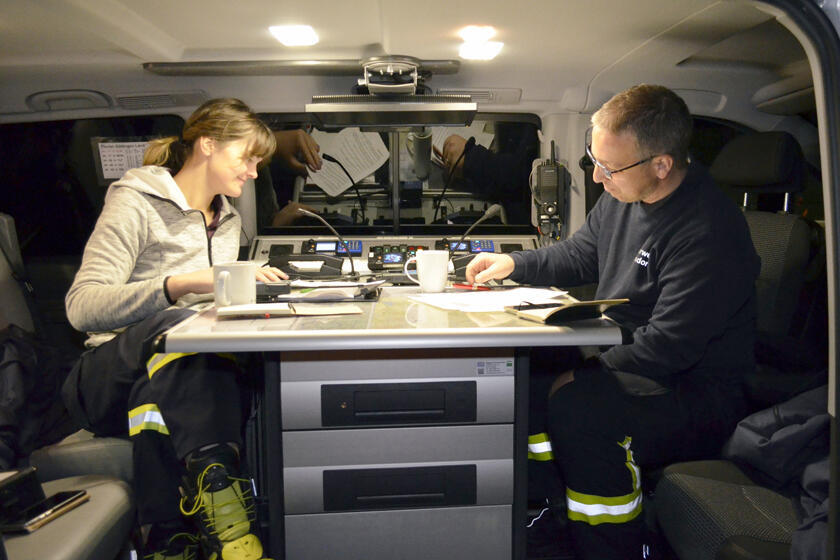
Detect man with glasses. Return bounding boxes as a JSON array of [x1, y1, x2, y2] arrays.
[[466, 84, 760, 559]]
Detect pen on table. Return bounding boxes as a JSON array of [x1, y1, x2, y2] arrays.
[[452, 283, 491, 291]]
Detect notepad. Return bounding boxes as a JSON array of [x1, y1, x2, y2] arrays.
[[504, 298, 629, 324]]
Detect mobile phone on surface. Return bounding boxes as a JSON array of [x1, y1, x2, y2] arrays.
[[0, 490, 89, 533]]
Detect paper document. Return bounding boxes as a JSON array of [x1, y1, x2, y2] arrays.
[[431, 122, 495, 155], [97, 141, 150, 180], [409, 287, 568, 313], [308, 128, 389, 196]]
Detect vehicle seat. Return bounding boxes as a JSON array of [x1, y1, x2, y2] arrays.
[[709, 131, 827, 409], [653, 132, 827, 560], [654, 460, 797, 560], [1, 211, 134, 560]]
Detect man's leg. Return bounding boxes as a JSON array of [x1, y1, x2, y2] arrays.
[[527, 347, 583, 501], [546, 364, 691, 560]]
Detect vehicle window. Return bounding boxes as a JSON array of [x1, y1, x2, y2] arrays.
[[0, 115, 183, 258]]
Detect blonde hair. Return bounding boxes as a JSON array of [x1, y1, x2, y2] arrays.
[[143, 98, 276, 172], [592, 84, 692, 169]]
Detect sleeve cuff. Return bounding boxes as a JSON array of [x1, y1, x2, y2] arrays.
[[163, 276, 175, 304]]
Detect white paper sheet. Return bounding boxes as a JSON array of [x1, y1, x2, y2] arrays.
[[408, 287, 568, 313], [308, 128, 389, 196]]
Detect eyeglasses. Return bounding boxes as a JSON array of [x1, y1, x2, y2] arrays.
[[584, 128, 655, 180]]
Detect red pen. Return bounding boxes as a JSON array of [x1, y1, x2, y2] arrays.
[[452, 283, 490, 291]]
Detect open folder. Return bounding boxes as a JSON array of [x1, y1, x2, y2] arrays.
[[504, 298, 629, 324]]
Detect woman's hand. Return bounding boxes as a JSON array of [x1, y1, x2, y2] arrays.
[[257, 266, 288, 282], [165, 268, 214, 300], [165, 264, 288, 302]]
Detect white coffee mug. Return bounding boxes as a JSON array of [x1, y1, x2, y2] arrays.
[[404, 250, 450, 293], [213, 261, 257, 306]]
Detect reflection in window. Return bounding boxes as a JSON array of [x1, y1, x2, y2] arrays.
[[260, 114, 540, 233]]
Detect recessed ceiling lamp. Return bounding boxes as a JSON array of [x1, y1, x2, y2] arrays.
[[458, 25, 503, 60], [269, 25, 319, 47]]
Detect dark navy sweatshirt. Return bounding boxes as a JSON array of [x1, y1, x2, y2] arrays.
[[510, 163, 760, 386]]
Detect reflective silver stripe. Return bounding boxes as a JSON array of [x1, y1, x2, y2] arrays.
[[566, 491, 643, 521], [528, 432, 554, 461], [565, 436, 643, 525], [529, 441, 553, 454], [128, 404, 169, 436]]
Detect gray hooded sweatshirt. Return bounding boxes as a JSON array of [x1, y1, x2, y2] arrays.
[[65, 165, 241, 346]]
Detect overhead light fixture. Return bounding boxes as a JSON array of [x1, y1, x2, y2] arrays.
[[457, 25, 503, 60], [458, 25, 496, 43], [269, 25, 318, 47]]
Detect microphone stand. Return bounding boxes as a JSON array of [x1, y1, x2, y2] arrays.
[[449, 203, 503, 259], [296, 208, 358, 279], [449, 204, 502, 280], [322, 153, 366, 224]]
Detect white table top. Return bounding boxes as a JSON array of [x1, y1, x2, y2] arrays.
[[160, 286, 625, 353]]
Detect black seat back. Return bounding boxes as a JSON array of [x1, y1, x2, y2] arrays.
[[710, 131, 827, 407]]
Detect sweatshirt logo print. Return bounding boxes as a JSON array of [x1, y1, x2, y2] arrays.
[[634, 249, 650, 268]]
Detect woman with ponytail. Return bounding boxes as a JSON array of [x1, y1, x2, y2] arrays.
[[62, 98, 285, 560]]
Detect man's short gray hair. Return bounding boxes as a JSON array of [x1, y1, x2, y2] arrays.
[[592, 84, 692, 169]]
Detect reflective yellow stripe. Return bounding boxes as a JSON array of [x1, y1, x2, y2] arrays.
[[128, 403, 169, 436], [146, 352, 197, 379], [146, 352, 237, 379], [565, 436, 642, 525], [528, 432, 554, 461]]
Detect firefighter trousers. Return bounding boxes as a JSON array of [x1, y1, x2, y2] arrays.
[[61, 308, 253, 525], [544, 360, 746, 559]]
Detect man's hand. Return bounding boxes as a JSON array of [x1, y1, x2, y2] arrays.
[[274, 130, 322, 176], [271, 201, 318, 227], [433, 134, 467, 177], [465, 253, 515, 284]]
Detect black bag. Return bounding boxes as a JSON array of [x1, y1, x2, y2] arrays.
[[0, 324, 77, 470]]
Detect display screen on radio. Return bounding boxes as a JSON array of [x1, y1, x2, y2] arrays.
[[383, 253, 404, 264], [315, 241, 336, 253]]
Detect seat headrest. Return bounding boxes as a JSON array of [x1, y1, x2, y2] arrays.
[[709, 131, 804, 194]]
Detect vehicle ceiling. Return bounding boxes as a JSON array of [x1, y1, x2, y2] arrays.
[[0, 0, 814, 128]]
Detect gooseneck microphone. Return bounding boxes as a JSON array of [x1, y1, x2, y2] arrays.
[[296, 208, 358, 279], [322, 153, 366, 223], [449, 203, 503, 259]]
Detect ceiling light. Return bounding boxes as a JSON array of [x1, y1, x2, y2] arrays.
[[269, 25, 319, 47], [459, 41, 504, 60], [458, 25, 496, 43]]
